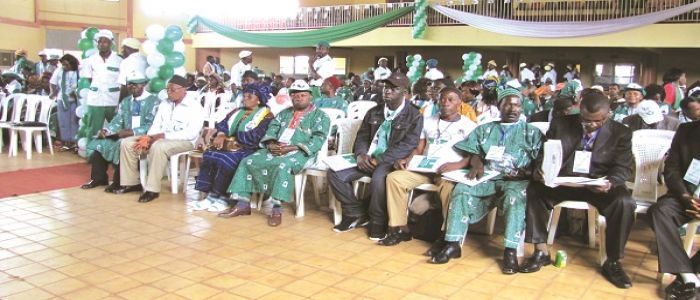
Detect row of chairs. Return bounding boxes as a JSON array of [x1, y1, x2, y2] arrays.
[[0, 93, 55, 159]]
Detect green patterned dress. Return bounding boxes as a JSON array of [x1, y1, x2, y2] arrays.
[[444, 121, 542, 248], [313, 95, 348, 113], [86, 93, 160, 164], [227, 106, 331, 203]]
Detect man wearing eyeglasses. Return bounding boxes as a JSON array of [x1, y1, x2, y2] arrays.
[[521, 93, 636, 289]]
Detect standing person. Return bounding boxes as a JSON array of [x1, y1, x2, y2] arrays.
[[521, 93, 636, 289], [424, 59, 444, 81], [663, 68, 686, 112], [329, 73, 423, 239], [481, 60, 498, 81], [563, 64, 578, 82], [202, 55, 216, 77], [214, 57, 225, 77], [34, 50, 49, 76], [82, 30, 123, 143], [117, 38, 147, 101], [519, 63, 536, 84], [499, 65, 513, 83], [373, 57, 391, 81], [612, 83, 644, 122], [540, 64, 557, 85], [82, 71, 160, 192], [49, 54, 80, 150], [308, 41, 335, 98], [10, 49, 31, 74]]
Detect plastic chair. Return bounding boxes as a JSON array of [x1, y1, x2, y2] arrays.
[[0, 93, 26, 153], [8, 95, 53, 159], [347, 100, 377, 120], [627, 129, 675, 214], [529, 121, 550, 135]]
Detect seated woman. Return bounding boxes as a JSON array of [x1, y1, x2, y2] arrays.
[[192, 82, 274, 212], [312, 76, 348, 112], [222, 80, 331, 227]]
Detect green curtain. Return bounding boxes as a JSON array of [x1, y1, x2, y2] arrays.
[[188, 6, 414, 48]]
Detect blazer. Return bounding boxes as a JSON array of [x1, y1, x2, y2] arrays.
[[622, 114, 680, 132], [664, 121, 700, 198], [542, 114, 633, 188], [353, 100, 423, 165]]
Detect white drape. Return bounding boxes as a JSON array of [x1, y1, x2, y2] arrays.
[[431, 2, 700, 38]]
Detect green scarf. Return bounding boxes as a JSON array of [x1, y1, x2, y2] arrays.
[[673, 83, 683, 110], [371, 110, 398, 158], [60, 71, 70, 109]]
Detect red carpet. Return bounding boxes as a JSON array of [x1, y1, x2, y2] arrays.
[[0, 163, 91, 198]]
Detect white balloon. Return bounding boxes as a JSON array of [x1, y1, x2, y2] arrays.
[[412, 61, 420, 67], [474, 58, 481, 65], [469, 65, 477, 71], [461, 53, 468, 60], [145, 66, 159, 79], [475, 53, 482, 59], [75, 105, 86, 118], [465, 71, 474, 77], [147, 52, 165, 68], [142, 40, 156, 56], [84, 48, 97, 58], [173, 41, 185, 53], [146, 24, 165, 42], [78, 148, 87, 158], [413, 54, 422, 61], [79, 88, 88, 99], [77, 137, 88, 149], [80, 30, 87, 40], [174, 66, 187, 76], [407, 71, 415, 77]]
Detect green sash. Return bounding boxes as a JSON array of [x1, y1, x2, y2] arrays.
[[60, 71, 70, 109], [371, 110, 397, 158]]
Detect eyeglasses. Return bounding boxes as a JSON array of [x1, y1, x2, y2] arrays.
[[166, 86, 185, 92]]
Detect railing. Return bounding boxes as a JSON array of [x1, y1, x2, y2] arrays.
[[193, 0, 700, 33]]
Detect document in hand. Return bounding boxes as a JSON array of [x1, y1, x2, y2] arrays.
[[407, 155, 443, 173], [542, 140, 563, 188], [441, 169, 500, 186], [323, 154, 357, 172], [551, 176, 610, 187]]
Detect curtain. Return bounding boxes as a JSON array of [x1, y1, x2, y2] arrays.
[[188, 6, 413, 48], [431, 2, 700, 38]]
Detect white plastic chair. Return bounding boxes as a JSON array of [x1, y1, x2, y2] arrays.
[[627, 130, 675, 214], [8, 95, 53, 159], [0, 93, 26, 153], [139, 150, 191, 195], [347, 100, 377, 120], [529, 122, 550, 135]]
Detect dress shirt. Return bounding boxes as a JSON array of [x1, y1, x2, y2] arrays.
[[147, 93, 204, 145], [309, 55, 334, 86], [82, 51, 123, 106], [229, 60, 251, 87]]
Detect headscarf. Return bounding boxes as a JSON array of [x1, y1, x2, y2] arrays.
[[242, 82, 272, 105], [323, 76, 342, 94]]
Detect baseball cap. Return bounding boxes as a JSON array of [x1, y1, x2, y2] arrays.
[[382, 72, 410, 90], [289, 79, 311, 94], [637, 100, 664, 124]]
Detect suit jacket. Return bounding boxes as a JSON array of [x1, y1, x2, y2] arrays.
[[622, 114, 680, 131], [664, 121, 700, 198], [354, 100, 423, 165], [528, 110, 550, 123], [542, 114, 633, 188]]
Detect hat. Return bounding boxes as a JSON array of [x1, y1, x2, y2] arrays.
[[239, 50, 252, 59], [289, 79, 311, 94], [591, 85, 605, 92], [323, 76, 342, 91], [382, 72, 410, 90], [167, 75, 189, 88], [377, 57, 388, 64], [625, 83, 644, 93], [519, 63, 527, 68], [93, 29, 114, 41], [195, 76, 207, 82], [1, 70, 24, 81], [505, 79, 522, 90], [126, 71, 148, 84], [48, 54, 60, 60], [497, 87, 522, 102], [14, 49, 27, 57], [487, 60, 497, 67], [502, 65, 508, 69], [547, 62, 555, 67], [242, 82, 272, 105], [637, 100, 664, 124], [38, 50, 46, 56], [317, 41, 330, 48], [426, 59, 438, 68], [121, 38, 141, 50], [544, 65, 552, 71]]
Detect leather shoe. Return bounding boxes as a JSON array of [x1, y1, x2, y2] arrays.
[[425, 238, 447, 257], [268, 211, 282, 227], [665, 278, 698, 300], [115, 184, 143, 194], [81, 180, 107, 189], [378, 229, 412, 246], [428, 242, 461, 264], [519, 250, 552, 273], [501, 249, 519, 274], [104, 184, 120, 193], [138, 191, 159, 203], [217, 206, 251, 218], [601, 260, 632, 289]]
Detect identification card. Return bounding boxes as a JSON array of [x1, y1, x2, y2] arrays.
[[485, 146, 505, 161], [131, 116, 141, 129], [683, 158, 700, 185], [573, 150, 592, 174], [278, 128, 295, 144]]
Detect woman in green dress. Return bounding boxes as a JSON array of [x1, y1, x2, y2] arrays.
[[312, 76, 348, 113]]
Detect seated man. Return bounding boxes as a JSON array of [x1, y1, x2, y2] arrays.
[[381, 87, 477, 246], [428, 88, 543, 276], [116, 75, 204, 202], [329, 72, 423, 239], [613, 83, 644, 122], [522, 93, 636, 289], [528, 96, 574, 123], [224, 80, 330, 227], [622, 100, 680, 131], [82, 71, 159, 192], [649, 120, 700, 300]]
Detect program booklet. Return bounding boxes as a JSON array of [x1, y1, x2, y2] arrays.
[[323, 154, 357, 172], [441, 169, 500, 186]]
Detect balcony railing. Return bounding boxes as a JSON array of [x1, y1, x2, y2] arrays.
[[193, 0, 700, 33]]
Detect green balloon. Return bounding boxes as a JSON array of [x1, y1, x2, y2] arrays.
[[165, 52, 185, 68], [405, 55, 412, 63], [78, 38, 94, 51], [85, 27, 99, 40], [165, 25, 183, 41], [149, 78, 166, 93], [156, 39, 174, 54], [158, 65, 174, 80], [77, 78, 91, 90]]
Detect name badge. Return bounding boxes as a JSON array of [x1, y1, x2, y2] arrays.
[[131, 116, 141, 129], [573, 150, 592, 174], [485, 146, 505, 161], [278, 128, 295, 144], [684, 158, 700, 186]]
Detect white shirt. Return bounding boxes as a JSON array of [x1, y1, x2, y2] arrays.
[[230, 61, 251, 87], [421, 114, 476, 162], [540, 70, 557, 85], [481, 69, 498, 81], [424, 68, 445, 81], [147, 93, 205, 145], [82, 51, 123, 107], [117, 52, 147, 86], [520, 68, 535, 83], [49, 67, 78, 102], [309, 54, 334, 87], [373, 66, 391, 81]]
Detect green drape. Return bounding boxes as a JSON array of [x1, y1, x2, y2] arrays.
[[188, 6, 414, 48]]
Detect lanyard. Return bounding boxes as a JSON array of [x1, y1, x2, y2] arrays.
[[436, 118, 456, 141], [581, 128, 600, 151], [132, 98, 142, 116], [498, 122, 518, 146]]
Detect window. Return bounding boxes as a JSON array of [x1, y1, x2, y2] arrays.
[[279, 56, 347, 76], [594, 63, 636, 86]]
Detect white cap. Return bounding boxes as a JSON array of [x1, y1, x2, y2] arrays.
[[377, 57, 388, 64], [591, 85, 605, 92], [519, 63, 527, 68], [505, 79, 522, 89], [38, 50, 46, 56], [289, 79, 311, 93], [544, 65, 552, 71], [625, 83, 644, 93], [487, 60, 497, 67], [126, 70, 148, 84], [637, 100, 664, 124], [94, 29, 114, 41], [121, 38, 141, 50], [239, 50, 252, 58]]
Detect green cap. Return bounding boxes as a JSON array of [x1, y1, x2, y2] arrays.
[[317, 41, 330, 48]]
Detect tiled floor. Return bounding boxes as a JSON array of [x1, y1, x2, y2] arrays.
[[0, 152, 676, 299]]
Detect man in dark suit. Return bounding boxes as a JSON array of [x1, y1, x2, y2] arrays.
[[649, 121, 700, 299], [528, 95, 574, 123], [520, 93, 636, 289], [329, 72, 423, 240]]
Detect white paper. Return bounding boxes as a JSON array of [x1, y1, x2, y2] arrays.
[[542, 140, 563, 188], [407, 155, 443, 173], [684, 159, 700, 186], [323, 154, 357, 172], [131, 116, 141, 129], [441, 169, 500, 186], [485, 146, 505, 161], [573, 150, 592, 174], [552, 176, 609, 187]]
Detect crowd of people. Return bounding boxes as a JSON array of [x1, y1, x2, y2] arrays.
[[2, 36, 700, 299]]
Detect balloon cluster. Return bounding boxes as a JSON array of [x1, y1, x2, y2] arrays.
[[405, 54, 425, 84], [75, 27, 104, 156], [143, 24, 186, 93], [412, 0, 428, 39], [457, 52, 484, 84], [77, 27, 102, 59]]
